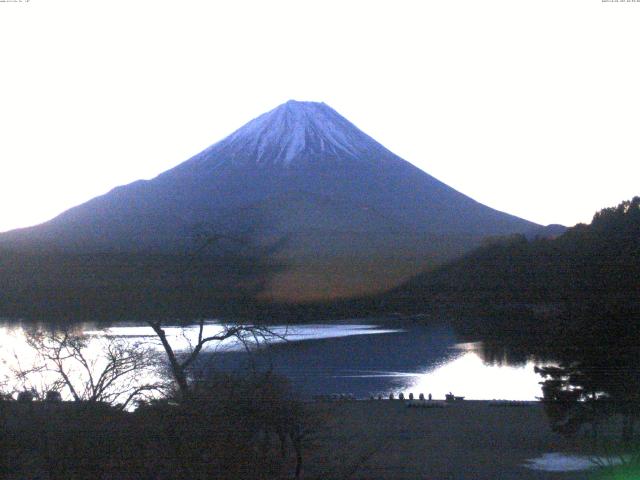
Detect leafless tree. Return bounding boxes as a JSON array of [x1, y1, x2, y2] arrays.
[[17, 328, 168, 410], [147, 232, 288, 398], [147, 319, 286, 398]]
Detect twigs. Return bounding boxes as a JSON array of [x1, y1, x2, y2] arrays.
[[16, 328, 168, 409]]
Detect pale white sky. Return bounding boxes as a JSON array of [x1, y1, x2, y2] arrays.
[[1, 0, 638, 233]]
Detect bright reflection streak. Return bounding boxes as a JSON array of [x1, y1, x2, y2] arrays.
[[337, 349, 543, 400], [85, 323, 402, 353], [523, 453, 625, 472], [405, 351, 543, 400]]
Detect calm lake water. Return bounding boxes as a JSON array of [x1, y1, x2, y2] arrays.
[[0, 320, 544, 401], [203, 323, 543, 400]]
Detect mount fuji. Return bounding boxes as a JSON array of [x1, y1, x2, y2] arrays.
[[0, 100, 541, 302]]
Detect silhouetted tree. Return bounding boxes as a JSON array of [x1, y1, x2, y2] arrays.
[[148, 320, 284, 398], [16, 328, 167, 409], [146, 233, 286, 398], [536, 304, 640, 443], [133, 371, 313, 480]]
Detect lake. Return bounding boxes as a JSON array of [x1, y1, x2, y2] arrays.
[[0, 320, 545, 401]]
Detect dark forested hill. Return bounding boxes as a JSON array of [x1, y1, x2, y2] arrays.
[[385, 197, 640, 315]]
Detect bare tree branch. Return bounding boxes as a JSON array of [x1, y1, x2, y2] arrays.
[[17, 328, 168, 409]]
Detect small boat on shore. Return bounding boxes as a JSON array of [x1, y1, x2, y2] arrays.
[[445, 393, 465, 402]]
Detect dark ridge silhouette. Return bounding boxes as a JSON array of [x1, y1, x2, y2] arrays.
[[382, 196, 639, 315]]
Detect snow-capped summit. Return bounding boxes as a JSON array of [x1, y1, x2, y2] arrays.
[[180, 100, 396, 170]]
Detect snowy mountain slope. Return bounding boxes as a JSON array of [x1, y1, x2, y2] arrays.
[[177, 100, 396, 169]]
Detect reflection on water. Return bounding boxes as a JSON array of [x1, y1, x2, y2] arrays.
[[0, 320, 546, 401], [203, 323, 547, 400], [523, 453, 628, 472], [329, 337, 543, 400], [0, 322, 403, 396], [401, 352, 541, 400], [86, 323, 401, 351], [310, 344, 542, 400]]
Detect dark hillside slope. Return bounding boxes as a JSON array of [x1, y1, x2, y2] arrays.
[[385, 197, 640, 315]]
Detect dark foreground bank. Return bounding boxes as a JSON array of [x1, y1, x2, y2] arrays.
[[303, 400, 599, 480], [2, 398, 633, 480]]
